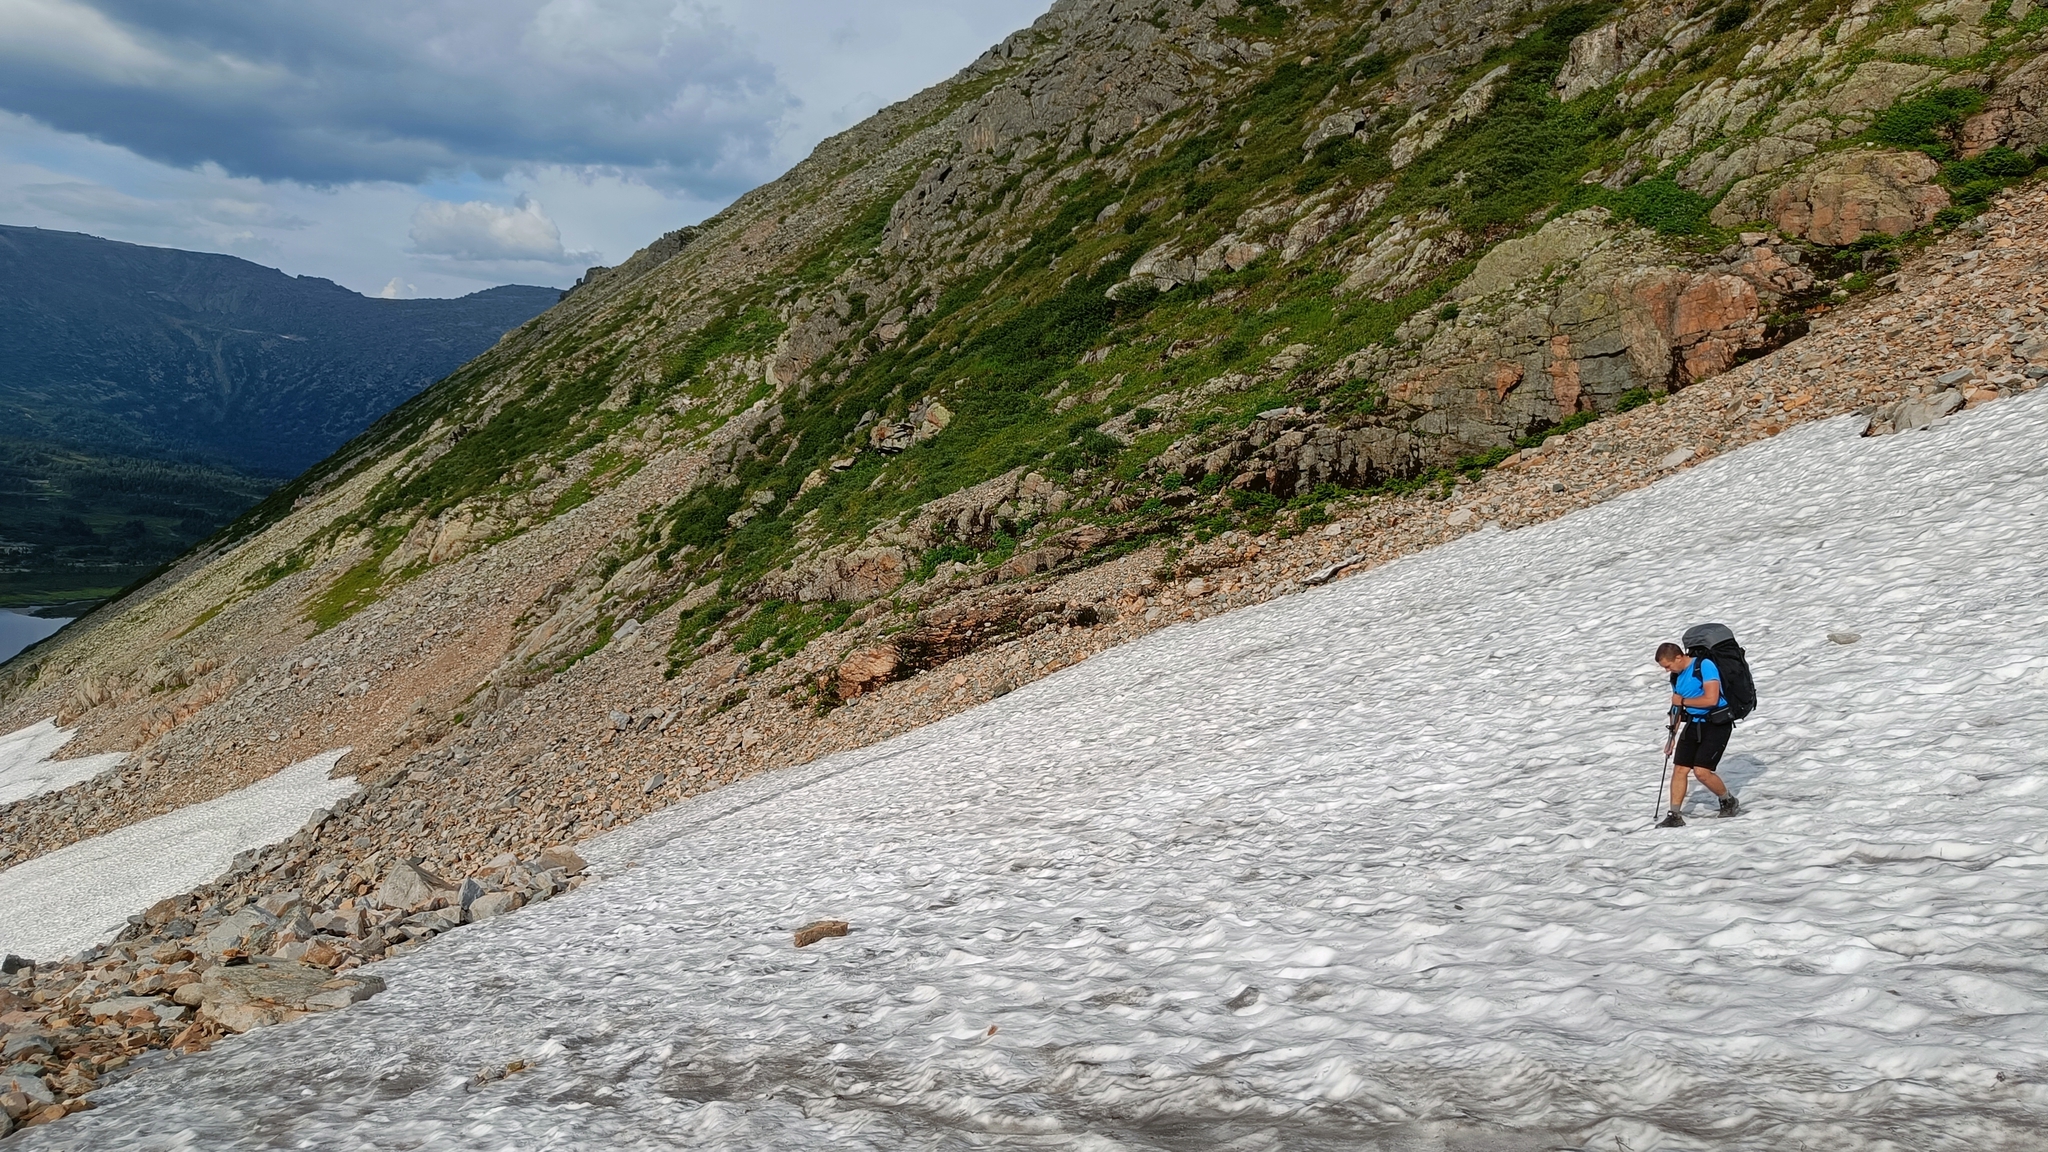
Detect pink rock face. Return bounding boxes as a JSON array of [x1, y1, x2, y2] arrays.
[[1770, 151, 1949, 246], [1628, 271, 1766, 383], [1672, 274, 1762, 381], [836, 645, 902, 700], [1491, 361, 1524, 401], [1547, 335, 1583, 415]]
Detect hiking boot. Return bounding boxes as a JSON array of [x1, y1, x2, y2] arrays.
[[1719, 795, 1741, 819], [1657, 811, 1686, 828]]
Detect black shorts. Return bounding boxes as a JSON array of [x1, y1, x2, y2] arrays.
[[1675, 720, 1732, 770]]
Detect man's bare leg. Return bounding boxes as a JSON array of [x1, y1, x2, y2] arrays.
[[1671, 763, 1730, 810]]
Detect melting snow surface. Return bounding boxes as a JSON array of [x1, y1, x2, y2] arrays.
[[25, 395, 2048, 1150], [0, 750, 358, 960], [0, 718, 127, 806]]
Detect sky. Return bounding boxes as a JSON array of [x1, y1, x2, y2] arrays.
[[0, 0, 1050, 298]]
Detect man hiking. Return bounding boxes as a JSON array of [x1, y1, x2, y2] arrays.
[[1656, 640, 1740, 827]]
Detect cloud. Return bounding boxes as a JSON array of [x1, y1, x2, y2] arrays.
[[0, 3, 1053, 296], [376, 278, 416, 299], [409, 195, 592, 265], [14, 179, 312, 232], [0, 0, 792, 193]]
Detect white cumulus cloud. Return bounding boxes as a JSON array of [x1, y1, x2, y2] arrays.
[[407, 196, 591, 265]]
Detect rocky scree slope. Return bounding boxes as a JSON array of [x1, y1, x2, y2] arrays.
[[2, 0, 2048, 1128]]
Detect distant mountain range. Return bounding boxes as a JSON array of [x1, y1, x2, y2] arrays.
[[0, 225, 559, 603], [0, 226, 560, 475]]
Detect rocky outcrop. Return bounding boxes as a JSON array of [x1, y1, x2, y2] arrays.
[[1391, 64, 1510, 169], [1337, 211, 1470, 299], [1874, 0, 1994, 60], [867, 399, 951, 454], [1961, 53, 2048, 158], [1624, 270, 1765, 383], [786, 548, 910, 604], [1756, 151, 1951, 246], [1167, 410, 1428, 497], [891, 468, 1068, 549], [1554, 7, 1687, 102]]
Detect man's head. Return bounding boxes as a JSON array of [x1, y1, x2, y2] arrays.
[[1655, 641, 1688, 672]]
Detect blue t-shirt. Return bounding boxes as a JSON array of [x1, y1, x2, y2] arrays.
[[1675, 658, 1722, 719]]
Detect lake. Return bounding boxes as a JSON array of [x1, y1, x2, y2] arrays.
[[0, 609, 73, 665]]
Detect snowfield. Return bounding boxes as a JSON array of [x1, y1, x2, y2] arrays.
[[0, 750, 358, 960], [24, 394, 2048, 1150], [0, 718, 127, 807]]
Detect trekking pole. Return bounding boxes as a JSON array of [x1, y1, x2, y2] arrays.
[[1653, 720, 1676, 826]]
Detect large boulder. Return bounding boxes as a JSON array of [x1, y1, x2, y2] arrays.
[[1873, 0, 1992, 61], [1365, 210, 1771, 464], [836, 645, 902, 700], [198, 907, 276, 958], [374, 861, 451, 911], [1762, 151, 1949, 245], [1554, 10, 1679, 103], [197, 961, 385, 1033]]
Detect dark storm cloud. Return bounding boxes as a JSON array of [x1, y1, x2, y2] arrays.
[[0, 0, 792, 191]]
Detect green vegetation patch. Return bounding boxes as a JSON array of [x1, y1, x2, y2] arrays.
[[1385, 3, 1635, 235], [305, 548, 391, 632], [1562, 176, 1716, 234], [1868, 88, 1987, 159], [732, 600, 857, 674]]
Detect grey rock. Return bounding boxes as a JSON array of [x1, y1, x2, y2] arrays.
[[1, 1073, 54, 1107], [1893, 390, 1966, 433], [86, 995, 168, 1020], [404, 908, 462, 933], [303, 976, 386, 1012], [1937, 367, 1975, 386], [1828, 631, 1861, 645], [457, 877, 486, 915], [375, 861, 447, 910], [0, 1034, 51, 1060], [311, 908, 364, 936], [465, 891, 522, 922], [199, 962, 385, 1033], [199, 907, 276, 957]]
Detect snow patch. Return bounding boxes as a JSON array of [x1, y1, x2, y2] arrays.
[[24, 393, 2048, 1148], [0, 749, 359, 960], [0, 717, 126, 806]]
